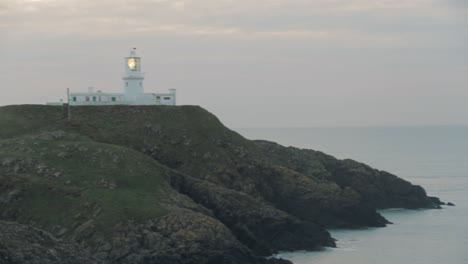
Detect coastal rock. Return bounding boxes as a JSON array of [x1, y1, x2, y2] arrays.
[[104, 209, 261, 264], [170, 172, 335, 255], [254, 140, 442, 211], [0, 220, 101, 264], [236, 162, 388, 228]]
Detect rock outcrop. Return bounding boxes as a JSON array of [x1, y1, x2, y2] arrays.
[[253, 140, 442, 211], [170, 172, 335, 255], [0, 221, 101, 264]]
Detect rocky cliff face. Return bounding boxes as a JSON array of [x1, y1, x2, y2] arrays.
[[0, 105, 442, 264], [0, 221, 102, 264], [253, 140, 441, 211]]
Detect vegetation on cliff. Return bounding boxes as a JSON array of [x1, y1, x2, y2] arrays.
[[0, 105, 441, 264]]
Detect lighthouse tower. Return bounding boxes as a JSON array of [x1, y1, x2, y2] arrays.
[[123, 48, 144, 103]]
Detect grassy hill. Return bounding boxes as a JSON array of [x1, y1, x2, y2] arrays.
[[0, 131, 168, 233], [0, 105, 442, 264]]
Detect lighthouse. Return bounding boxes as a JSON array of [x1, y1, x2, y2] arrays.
[[48, 48, 177, 106], [123, 48, 144, 103]]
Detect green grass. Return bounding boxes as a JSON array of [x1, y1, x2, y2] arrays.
[[0, 105, 64, 139], [0, 131, 170, 236], [18, 181, 81, 229], [85, 188, 166, 226]]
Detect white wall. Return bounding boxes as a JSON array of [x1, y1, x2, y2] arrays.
[[69, 91, 176, 106], [70, 93, 125, 105]]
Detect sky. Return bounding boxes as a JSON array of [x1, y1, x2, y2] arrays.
[[1, 0, 467, 127]]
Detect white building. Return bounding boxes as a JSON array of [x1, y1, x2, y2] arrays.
[[48, 48, 176, 106]]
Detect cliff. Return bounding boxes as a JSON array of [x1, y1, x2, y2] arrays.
[[0, 105, 442, 264]]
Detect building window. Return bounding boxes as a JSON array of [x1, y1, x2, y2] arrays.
[[72, 97, 77, 102], [86, 96, 90, 101], [111, 97, 116, 102], [163, 97, 171, 100], [126, 82, 128, 87], [156, 96, 160, 99], [93, 96, 97, 101], [140, 82, 142, 87]]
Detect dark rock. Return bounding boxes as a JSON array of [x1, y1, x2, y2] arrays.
[[170, 172, 335, 255], [264, 258, 293, 264], [0, 189, 21, 204], [0, 220, 102, 264], [238, 162, 389, 228], [57, 227, 68, 237], [447, 202, 455, 206], [429, 196, 444, 208], [254, 140, 443, 211], [106, 209, 261, 264]]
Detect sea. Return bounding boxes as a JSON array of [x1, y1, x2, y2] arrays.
[[235, 126, 468, 264]]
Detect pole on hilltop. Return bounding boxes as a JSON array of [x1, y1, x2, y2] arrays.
[[67, 88, 71, 122]]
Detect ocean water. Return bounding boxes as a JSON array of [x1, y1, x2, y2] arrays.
[[235, 126, 468, 264]]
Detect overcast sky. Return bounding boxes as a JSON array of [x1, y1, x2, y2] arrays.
[[1, 0, 467, 127]]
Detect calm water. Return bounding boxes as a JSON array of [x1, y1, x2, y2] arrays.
[[236, 126, 468, 264]]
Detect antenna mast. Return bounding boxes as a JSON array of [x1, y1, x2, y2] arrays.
[[67, 88, 71, 122]]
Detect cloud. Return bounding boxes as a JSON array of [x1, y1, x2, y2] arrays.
[[2, 1, 463, 31], [1, 0, 464, 50]]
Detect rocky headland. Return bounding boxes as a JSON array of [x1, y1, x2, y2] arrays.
[[0, 105, 442, 264]]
